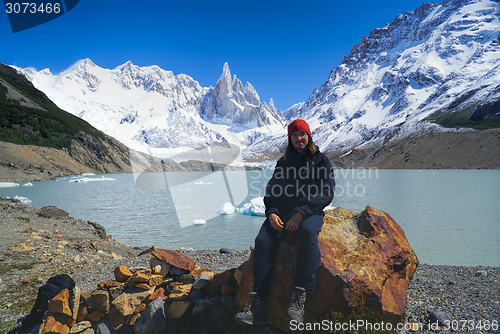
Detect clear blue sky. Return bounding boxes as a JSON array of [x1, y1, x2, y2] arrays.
[[1, 0, 429, 110]]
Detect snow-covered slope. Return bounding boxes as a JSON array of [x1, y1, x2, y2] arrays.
[[251, 0, 500, 153], [16, 60, 284, 155]]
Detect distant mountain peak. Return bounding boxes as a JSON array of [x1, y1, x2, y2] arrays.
[[16, 60, 284, 152]]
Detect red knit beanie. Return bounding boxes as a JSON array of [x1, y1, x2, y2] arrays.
[[287, 119, 312, 138]]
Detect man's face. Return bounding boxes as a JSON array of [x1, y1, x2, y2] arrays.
[[291, 131, 309, 153]]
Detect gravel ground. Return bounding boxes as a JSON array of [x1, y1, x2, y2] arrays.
[[0, 197, 498, 333]]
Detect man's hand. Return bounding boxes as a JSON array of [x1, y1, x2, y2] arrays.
[[268, 213, 284, 230], [285, 211, 304, 232]]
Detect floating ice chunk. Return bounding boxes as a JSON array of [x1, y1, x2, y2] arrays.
[[69, 176, 115, 183], [22, 182, 33, 187], [193, 219, 206, 225], [218, 202, 235, 215], [237, 197, 266, 216], [8, 195, 32, 204], [0, 182, 19, 188]]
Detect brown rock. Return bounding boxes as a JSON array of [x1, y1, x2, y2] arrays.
[[134, 302, 147, 313], [132, 270, 150, 283], [139, 247, 196, 272], [66, 318, 76, 328], [40, 315, 69, 334], [86, 310, 104, 322], [105, 280, 120, 288], [146, 287, 167, 303], [235, 206, 418, 332], [107, 306, 126, 330], [86, 290, 110, 313], [79, 290, 92, 303], [202, 269, 235, 296], [169, 281, 184, 287], [48, 288, 72, 316], [114, 266, 133, 282], [234, 262, 247, 285], [149, 274, 163, 286], [169, 284, 192, 300], [128, 313, 142, 326], [221, 284, 238, 296], [111, 287, 155, 316], [76, 305, 88, 323], [135, 283, 152, 290], [166, 300, 194, 319]]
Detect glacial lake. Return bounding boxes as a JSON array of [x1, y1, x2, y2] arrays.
[[1, 169, 499, 267]]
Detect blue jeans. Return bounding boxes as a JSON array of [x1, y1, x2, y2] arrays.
[[252, 214, 324, 296]]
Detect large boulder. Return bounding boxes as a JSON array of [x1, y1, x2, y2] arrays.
[[235, 206, 418, 332]]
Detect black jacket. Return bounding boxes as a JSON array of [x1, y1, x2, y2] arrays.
[[264, 147, 335, 219]]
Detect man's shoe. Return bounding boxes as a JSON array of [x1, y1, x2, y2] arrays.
[[286, 286, 306, 323], [235, 292, 267, 325]]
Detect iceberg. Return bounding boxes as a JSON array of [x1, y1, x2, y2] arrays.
[[237, 197, 266, 216], [22, 182, 33, 187], [218, 202, 235, 215], [69, 176, 115, 183], [193, 219, 206, 225], [0, 182, 19, 188]]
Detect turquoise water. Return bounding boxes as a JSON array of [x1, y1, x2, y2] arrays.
[[1, 169, 499, 267]]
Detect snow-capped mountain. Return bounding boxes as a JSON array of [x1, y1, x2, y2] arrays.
[[276, 0, 500, 153], [16, 60, 284, 154], [13, 0, 500, 161]]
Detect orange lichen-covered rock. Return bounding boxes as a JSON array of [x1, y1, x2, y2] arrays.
[[139, 247, 196, 272], [48, 288, 72, 317], [235, 206, 418, 332], [40, 315, 69, 334], [114, 266, 133, 283]]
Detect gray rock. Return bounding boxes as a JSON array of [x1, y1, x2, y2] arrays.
[[190, 289, 204, 301], [219, 248, 235, 255], [429, 310, 452, 327], [192, 296, 234, 317], [475, 270, 488, 277], [38, 206, 70, 219], [95, 320, 115, 334], [192, 272, 212, 289], [179, 274, 196, 284], [134, 297, 167, 334], [169, 266, 189, 276], [109, 285, 126, 301], [87, 220, 107, 240]]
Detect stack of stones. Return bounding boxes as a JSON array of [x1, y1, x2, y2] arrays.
[[36, 247, 245, 334]]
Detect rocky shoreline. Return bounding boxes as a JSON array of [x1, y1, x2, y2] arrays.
[[0, 197, 498, 333]]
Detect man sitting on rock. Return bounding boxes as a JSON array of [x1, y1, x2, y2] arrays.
[[235, 119, 335, 326]]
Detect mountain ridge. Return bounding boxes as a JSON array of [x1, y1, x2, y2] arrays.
[[9, 0, 500, 169], [287, 0, 500, 154]]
